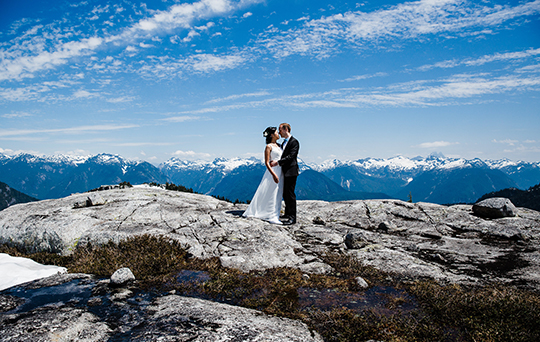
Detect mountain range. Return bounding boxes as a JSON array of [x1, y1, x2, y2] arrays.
[[1, 152, 539, 207], [0, 181, 38, 211]]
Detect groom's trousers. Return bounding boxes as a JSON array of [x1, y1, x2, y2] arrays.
[[283, 175, 297, 220]]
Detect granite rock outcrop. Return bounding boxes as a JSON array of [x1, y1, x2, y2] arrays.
[[1, 273, 322, 341], [2, 186, 540, 340], [1, 186, 539, 289]]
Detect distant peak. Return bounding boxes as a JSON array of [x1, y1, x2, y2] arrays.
[[427, 152, 445, 159]]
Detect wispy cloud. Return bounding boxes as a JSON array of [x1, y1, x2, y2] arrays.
[[113, 142, 174, 147], [0, 124, 139, 137], [0, 147, 41, 155], [172, 149, 212, 159], [0, 37, 103, 82], [416, 141, 459, 149], [161, 115, 206, 123], [206, 91, 271, 104], [492, 139, 519, 145], [129, 1, 540, 80], [0, 0, 263, 82], [259, 0, 540, 60], [340, 72, 388, 82], [3, 0, 538, 86], [418, 48, 540, 71], [183, 71, 540, 112], [106, 96, 135, 103], [2, 112, 33, 119], [73, 89, 100, 99]]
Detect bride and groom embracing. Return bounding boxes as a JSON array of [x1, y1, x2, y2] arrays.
[[243, 123, 299, 225]]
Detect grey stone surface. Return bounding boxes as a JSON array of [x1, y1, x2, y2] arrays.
[[473, 197, 517, 219], [2, 188, 540, 340], [110, 267, 135, 286], [355, 276, 369, 289], [141, 295, 323, 342], [1, 275, 322, 342], [0, 187, 539, 290], [1, 305, 112, 342]]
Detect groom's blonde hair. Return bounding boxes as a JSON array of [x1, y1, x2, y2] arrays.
[[280, 123, 291, 132]]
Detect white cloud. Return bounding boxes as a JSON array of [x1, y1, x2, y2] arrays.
[[243, 12, 253, 18], [259, 1, 540, 60], [0, 0, 262, 82], [340, 72, 388, 82], [73, 89, 99, 99], [188, 53, 248, 73], [2, 112, 33, 119], [113, 142, 173, 147], [61, 149, 91, 156], [114, 0, 256, 41], [172, 150, 212, 159], [184, 71, 540, 113], [106, 96, 135, 103], [162, 115, 204, 123], [0, 124, 139, 137], [0, 37, 103, 82], [418, 48, 540, 71], [206, 91, 271, 104], [0, 148, 15, 154], [492, 139, 519, 145], [416, 141, 459, 148], [0, 147, 41, 155]]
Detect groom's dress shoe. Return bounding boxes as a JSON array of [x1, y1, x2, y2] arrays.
[[282, 218, 296, 225]]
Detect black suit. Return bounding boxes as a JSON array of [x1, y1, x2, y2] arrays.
[[278, 136, 299, 221]]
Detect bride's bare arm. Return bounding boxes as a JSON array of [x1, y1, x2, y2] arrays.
[[265, 144, 279, 184]]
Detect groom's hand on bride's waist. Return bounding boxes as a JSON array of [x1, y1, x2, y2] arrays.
[[270, 161, 278, 167]]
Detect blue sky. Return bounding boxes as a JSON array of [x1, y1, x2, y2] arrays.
[[1, 0, 539, 164]]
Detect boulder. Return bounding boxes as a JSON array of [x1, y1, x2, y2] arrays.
[[355, 276, 369, 289], [345, 231, 370, 249], [472, 197, 517, 219], [73, 193, 106, 209], [110, 267, 135, 286]]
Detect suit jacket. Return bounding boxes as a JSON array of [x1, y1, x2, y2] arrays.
[[278, 136, 300, 177]]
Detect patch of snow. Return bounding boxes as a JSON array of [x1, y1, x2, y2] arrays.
[[439, 159, 467, 170], [0, 254, 67, 291]]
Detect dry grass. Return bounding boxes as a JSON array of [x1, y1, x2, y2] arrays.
[[3, 235, 540, 342]]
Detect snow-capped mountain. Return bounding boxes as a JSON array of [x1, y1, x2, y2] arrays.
[[1, 152, 539, 204], [313, 155, 492, 174], [310, 153, 540, 203], [0, 153, 166, 199]]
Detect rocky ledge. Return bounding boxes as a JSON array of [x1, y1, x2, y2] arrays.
[[0, 273, 322, 341], [1, 187, 539, 340], [1, 187, 539, 289]]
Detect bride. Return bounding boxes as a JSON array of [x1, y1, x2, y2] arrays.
[[243, 126, 284, 224]]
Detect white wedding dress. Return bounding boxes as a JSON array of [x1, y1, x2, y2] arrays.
[[243, 145, 284, 224]]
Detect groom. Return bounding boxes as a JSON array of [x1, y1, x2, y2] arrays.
[[271, 123, 299, 225]]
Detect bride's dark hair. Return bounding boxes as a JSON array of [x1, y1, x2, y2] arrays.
[[263, 126, 277, 144]]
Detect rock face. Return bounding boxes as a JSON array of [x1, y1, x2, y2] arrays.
[[473, 197, 517, 219], [1, 187, 539, 291], [0, 273, 322, 342], [144, 295, 323, 341], [2, 187, 540, 340]]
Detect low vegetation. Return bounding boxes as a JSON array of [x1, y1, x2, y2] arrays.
[[2, 235, 540, 342]]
